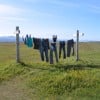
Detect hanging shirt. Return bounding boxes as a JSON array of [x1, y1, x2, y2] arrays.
[[33, 37, 41, 49]]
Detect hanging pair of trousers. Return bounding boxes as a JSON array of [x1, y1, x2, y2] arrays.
[[50, 43, 58, 64], [59, 41, 66, 59], [39, 39, 49, 62], [67, 39, 74, 57], [40, 47, 49, 62], [33, 37, 40, 49]]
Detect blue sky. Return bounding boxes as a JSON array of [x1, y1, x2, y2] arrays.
[[0, 0, 100, 41]]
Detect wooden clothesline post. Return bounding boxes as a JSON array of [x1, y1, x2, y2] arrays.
[[76, 30, 79, 61], [16, 26, 20, 63]]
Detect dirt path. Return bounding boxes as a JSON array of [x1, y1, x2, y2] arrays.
[[0, 77, 31, 100]]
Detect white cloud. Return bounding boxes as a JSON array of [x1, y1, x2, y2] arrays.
[[0, 4, 24, 15], [0, 4, 28, 22], [0, 4, 28, 36], [0, 16, 27, 22]]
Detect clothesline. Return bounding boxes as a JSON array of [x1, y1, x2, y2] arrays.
[[22, 32, 84, 42], [23, 35, 75, 64], [21, 30, 81, 64], [22, 32, 76, 38], [22, 35, 76, 42]]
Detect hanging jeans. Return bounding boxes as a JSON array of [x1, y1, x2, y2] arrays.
[[40, 47, 49, 62], [59, 41, 66, 59], [39, 39, 49, 62], [67, 39, 74, 57], [50, 43, 58, 64]]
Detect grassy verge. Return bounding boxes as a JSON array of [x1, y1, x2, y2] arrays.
[[0, 62, 100, 100]]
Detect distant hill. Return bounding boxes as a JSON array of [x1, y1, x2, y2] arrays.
[[0, 36, 23, 42], [0, 36, 99, 43]]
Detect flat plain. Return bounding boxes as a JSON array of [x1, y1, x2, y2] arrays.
[[0, 42, 100, 100]]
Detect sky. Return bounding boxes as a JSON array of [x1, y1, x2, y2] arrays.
[[0, 0, 100, 41]]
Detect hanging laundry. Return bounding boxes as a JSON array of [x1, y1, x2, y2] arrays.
[[50, 42, 58, 64], [53, 35, 57, 42], [22, 36, 26, 44], [43, 39, 50, 49], [24, 34, 33, 48], [59, 41, 66, 59], [27, 35, 33, 47], [33, 37, 41, 49], [24, 34, 28, 46], [50, 35, 58, 64], [67, 39, 74, 57], [24, 37, 27, 45], [39, 39, 49, 62]]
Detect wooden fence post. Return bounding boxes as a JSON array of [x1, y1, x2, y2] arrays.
[[76, 30, 79, 61], [16, 26, 20, 63]]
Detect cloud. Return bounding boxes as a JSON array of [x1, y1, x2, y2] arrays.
[[0, 4, 28, 36], [0, 4, 24, 15], [0, 4, 28, 22], [47, 0, 79, 8], [0, 16, 27, 22], [88, 5, 100, 14], [23, 0, 79, 8]]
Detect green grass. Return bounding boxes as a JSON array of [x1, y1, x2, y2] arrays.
[[0, 42, 100, 100]]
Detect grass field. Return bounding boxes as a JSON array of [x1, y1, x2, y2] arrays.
[[0, 42, 100, 100]]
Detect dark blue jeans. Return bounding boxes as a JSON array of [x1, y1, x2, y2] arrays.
[[50, 43, 58, 64], [59, 41, 66, 59], [39, 39, 49, 62], [40, 47, 49, 62], [67, 39, 74, 57]]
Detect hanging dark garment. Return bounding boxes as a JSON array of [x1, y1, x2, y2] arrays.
[[44, 39, 50, 49], [50, 42, 58, 64], [22, 37, 26, 44], [59, 41, 66, 59], [33, 37, 41, 49], [24, 38, 27, 45], [39, 39, 49, 62], [24, 34, 28, 45], [53, 35, 57, 42], [67, 39, 74, 57]]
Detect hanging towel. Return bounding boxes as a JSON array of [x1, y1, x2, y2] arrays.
[[28, 36, 33, 47]]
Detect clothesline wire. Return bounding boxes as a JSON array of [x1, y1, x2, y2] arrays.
[[22, 33, 77, 42]]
